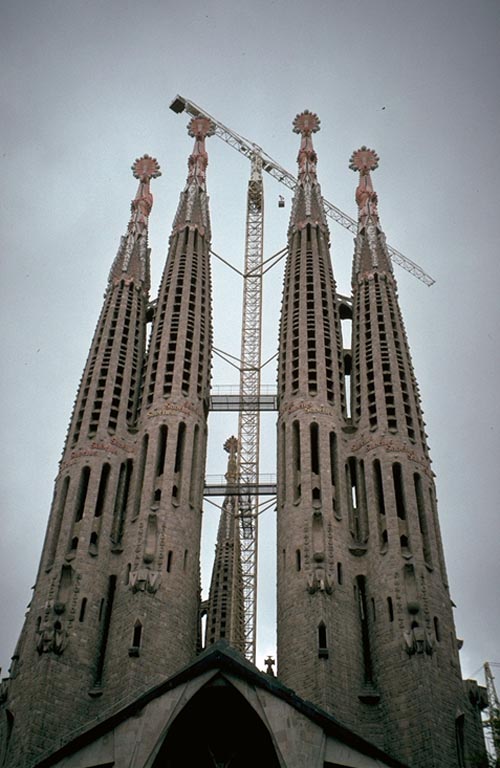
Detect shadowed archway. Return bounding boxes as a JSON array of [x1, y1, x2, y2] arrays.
[[153, 676, 281, 767]]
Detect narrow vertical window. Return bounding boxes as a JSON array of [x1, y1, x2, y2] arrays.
[[174, 422, 186, 473], [337, 562, 343, 585], [374, 459, 388, 550], [183, 549, 188, 571], [392, 463, 406, 520], [94, 463, 110, 518], [296, 549, 302, 572], [434, 616, 440, 642], [93, 575, 116, 687], [75, 466, 90, 522], [310, 423, 320, 475], [46, 475, 70, 569], [318, 622, 328, 658], [292, 421, 301, 502], [173, 423, 186, 501], [79, 598, 87, 623], [112, 459, 133, 546], [133, 621, 142, 648], [189, 424, 200, 505], [155, 425, 168, 477], [133, 433, 148, 520], [387, 596, 394, 622], [356, 576, 373, 682], [166, 550, 173, 573], [414, 473, 432, 566]]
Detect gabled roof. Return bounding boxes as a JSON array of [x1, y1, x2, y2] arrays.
[[36, 641, 409, 768]]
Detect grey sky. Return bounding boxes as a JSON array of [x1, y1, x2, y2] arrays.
[[1, 0, 499, 682]]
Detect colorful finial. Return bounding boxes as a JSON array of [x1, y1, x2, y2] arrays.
[[349, 146, 379, 174], [188, 116, 216, 140], [293, 110, 321, 136], [131, 154, 161, 182], [293, 110, 320, 189], [350, 146, 380, 224], [186, 116, 215, 190]]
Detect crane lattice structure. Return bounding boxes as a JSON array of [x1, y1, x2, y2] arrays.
[[484, 662, 500, 765], [169, 94, 434, 663]]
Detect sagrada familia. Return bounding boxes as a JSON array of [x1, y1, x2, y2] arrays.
[[0, 112, 488, 767]]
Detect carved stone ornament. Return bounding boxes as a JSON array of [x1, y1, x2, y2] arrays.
[[403, 625, 433, 656], [307, 566, 333, 594], [129, 568, 161, 593], [36, 622, 68, 656]]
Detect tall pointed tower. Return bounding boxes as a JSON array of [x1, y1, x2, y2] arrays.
[[340, 146, 487, 766], [204, 437, 245, 653], [99, 115, 215, 698], [276, 111, 350, 714], [1, 155, 160, 766]]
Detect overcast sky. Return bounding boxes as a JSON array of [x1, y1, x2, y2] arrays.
[[1, 0, 499, 684]]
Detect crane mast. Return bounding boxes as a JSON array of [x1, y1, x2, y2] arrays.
[[237, 155, 264, 661]]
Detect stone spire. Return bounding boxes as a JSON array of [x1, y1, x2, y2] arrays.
[[349, 146, 392, 279], [288, 110, 328, 234], [172, 116, 215, 237], [0, 156, 160, 766], [105, 118, 214, 698], [276, 113, 347, 713], [66, 156, 160, 448], [108, 154, 160, 286], [205, 437, 245, 654]]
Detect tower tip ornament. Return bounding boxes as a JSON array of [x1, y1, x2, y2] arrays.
[[350, 146, 380, 224], [293, 110, 321, 136], [188, 115, 216, 140], [349, 146, 379, 174], [131, 154, 161, 182]]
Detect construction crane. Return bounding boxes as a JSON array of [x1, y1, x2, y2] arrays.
[[484, 662, 500, 765], [169, 94, 434, 663], [170, 94, 435, 286]]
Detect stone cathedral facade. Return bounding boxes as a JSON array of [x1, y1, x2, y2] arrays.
[[0, 114, 488, 768]]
